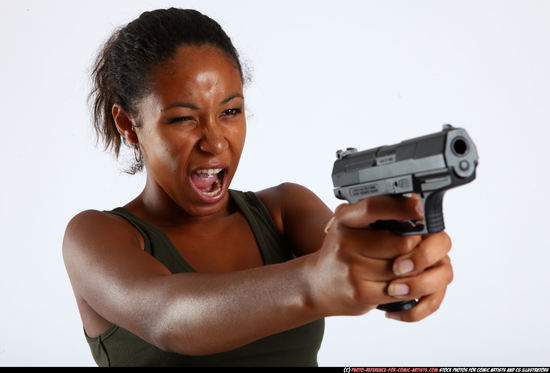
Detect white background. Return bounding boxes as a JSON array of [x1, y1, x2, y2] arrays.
[[1, 0, 549, 367]]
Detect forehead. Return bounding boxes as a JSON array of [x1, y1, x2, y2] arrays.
[[148, 44, 243, 103]]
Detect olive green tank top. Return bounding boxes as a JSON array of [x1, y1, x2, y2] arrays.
[[85, 190, 325, 367]]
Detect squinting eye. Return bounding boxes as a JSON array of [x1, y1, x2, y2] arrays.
[[222, 107, 242, 117], [168, 116, 194, 124]]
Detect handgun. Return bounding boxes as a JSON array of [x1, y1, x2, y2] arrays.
[[331, 124, 478, 312]]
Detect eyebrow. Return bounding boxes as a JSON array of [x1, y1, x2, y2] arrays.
[[221, 93, 244, 105], [162, 93, 244, 112]]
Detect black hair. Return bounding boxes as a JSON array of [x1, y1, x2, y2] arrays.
[[89, 8, 243, 174]]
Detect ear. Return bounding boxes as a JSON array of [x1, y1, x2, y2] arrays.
[[112, 104, 139, 145]]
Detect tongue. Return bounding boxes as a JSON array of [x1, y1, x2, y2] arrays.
[[190, 172, 218, 191]]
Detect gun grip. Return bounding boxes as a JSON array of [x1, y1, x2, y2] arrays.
[[369, 190, 447, 236], [424, 190, 446, 233]]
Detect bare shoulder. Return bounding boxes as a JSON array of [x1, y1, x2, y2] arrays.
[[256, 183, 333, 256], [62, 209, 173, 345], [255, 183, 319, 228], [64, 209, 127, 240], [62, 209, 143, 259], [254, 183, 292, 229], [61, 209, 153, 296]]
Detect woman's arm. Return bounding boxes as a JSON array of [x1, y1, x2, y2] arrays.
[[63, 192, 451, 357], [62, 209, 322, 356]]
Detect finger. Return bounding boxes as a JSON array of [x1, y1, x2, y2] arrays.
[[346, 253, 395, 282], [351, 280, 410, 307], [385, 287, 447, 322], [386, 257, 453, 300], [392, 232, 452, 276], [334, 195, 424, 230], [348, 275, 446, 309], [335, 226, 422, 259]]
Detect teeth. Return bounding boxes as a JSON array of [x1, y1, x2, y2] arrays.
[[196, 168, 223, 175], [201, 178, 222, 196]]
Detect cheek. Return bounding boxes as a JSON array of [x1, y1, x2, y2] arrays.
[[142, 132, 187, 174], [229, 122, 247, 154]]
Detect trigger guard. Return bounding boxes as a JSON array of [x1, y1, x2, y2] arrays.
[[370, 220, 425, 235]]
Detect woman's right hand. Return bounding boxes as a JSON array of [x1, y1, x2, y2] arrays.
[[305, 194, 450, 318]]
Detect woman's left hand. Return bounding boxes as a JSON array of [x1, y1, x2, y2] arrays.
[[385, 231, 453, 322]]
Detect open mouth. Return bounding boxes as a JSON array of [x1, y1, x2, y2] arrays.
[[189, 167, 227, 200]]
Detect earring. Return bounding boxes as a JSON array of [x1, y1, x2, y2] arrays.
[[133, 145, 143, 163]]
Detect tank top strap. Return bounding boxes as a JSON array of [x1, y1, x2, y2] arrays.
[[228, 190, 294, 264], [103, 207, 195, 273], [103, 189, 293, 272]]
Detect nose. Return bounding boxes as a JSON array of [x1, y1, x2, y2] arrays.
[[198, 118, 229, 155]]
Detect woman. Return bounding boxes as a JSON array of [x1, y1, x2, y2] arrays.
[[62, 8, 453, 367]]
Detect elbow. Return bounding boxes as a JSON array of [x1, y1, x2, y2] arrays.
[[154, 326, 197, 355], [148, 310, 195, 355], [151, 307, 239, 356], [155, 327, 237, 356], [147, 280, 251, 356], [152, 327, 176, 354]]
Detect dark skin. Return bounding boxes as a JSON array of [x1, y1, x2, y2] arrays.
[[62, 44, 453, 356]]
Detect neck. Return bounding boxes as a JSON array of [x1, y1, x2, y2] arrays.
[[128, 175, 234, 227]]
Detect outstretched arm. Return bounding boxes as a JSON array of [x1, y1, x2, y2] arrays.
[[63, 210, 320, 356], [63, 189, 452, 357]]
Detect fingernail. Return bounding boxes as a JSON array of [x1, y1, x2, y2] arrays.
[[324, 216, 335, 233], [393, 259, 414, 276], [385, 312, 401, 321], [388, 283, 409, 296]]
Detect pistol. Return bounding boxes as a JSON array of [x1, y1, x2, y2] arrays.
[[331, 124, 478, 312]]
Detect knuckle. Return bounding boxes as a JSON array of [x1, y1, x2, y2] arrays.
[[359, 198, 372, 217], [344, 269, 375, 308], [333, 203, 348, 217], [446, 261, 454, 284], [415, 244, 432, 265], [346, 277, 369, 308], [407, 304, 433, 323], [396, 237, 415, 255], [397, 235, 420, 256], [346, 261, 361, 281], [333, 205, 348, 225], [441, 232, 452, 250], [410, 276, 427, 295], [428, 297, 441, 313], [363, 196, 383, 217], [437, 255, 454, 285]]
